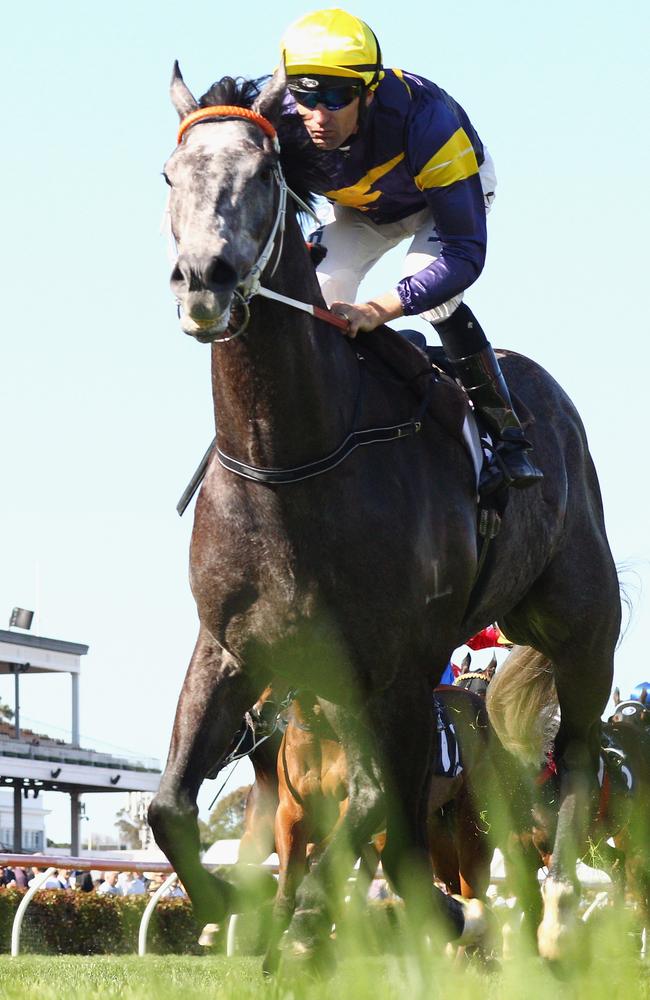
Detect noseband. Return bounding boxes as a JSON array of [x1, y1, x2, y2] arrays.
[[176, 104, 321, 342]]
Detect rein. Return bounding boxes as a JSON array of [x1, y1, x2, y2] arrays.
[[206, 688, 298, 811]]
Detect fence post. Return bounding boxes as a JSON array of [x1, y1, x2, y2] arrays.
[[137, 872, 179, 956], [226, 914, 240, 957], [11, 867, 56, 957]]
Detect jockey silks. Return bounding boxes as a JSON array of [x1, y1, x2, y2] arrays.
[[283, 68, 490, 315]]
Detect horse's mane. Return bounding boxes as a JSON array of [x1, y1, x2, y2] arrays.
[[199, 76, 333, 208]]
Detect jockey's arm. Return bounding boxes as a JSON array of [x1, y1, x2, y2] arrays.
[[330, 290, 403, 338], [331, 165, 487, 339]]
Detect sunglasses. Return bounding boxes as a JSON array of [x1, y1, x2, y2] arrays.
[[289, 85, 361, 112]]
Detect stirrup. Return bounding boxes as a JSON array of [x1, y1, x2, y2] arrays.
[[480, 435, 543, 496]]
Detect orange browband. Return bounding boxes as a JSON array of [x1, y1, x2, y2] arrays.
[[177, 105, 277, 145]]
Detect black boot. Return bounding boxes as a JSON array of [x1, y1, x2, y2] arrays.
[[433, 305, 543, 496], [450, 346, 544, 495]]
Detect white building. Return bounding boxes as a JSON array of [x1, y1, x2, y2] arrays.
[[0, 788, 49, 852]]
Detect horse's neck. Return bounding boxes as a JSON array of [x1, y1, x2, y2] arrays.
[[210, 218, 359, 469]]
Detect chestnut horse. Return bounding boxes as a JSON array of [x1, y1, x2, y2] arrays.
[[265, 686, 533, 971], [149, 64, 621, 968]]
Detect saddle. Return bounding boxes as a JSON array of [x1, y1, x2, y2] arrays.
[[353, 326, 470, 449]]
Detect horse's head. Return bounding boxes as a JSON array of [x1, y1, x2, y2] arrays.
[[453, 653, 497, 699], [165, 63, 288, 342]]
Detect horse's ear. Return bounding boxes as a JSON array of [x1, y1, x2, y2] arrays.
[[460, 652, 471, 675], [486, 653, 497, 677], [612, 686, 620, 706], [642, 688, 648, 706], [253, 62, 287, 127], [171, 61, 199, 121]]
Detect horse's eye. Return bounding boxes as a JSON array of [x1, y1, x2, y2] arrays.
[[259, 166, 273, 184]]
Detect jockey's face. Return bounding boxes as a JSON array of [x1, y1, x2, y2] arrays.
[[295, 91, 373, 150]]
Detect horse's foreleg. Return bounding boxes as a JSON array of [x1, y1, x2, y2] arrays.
[[281, 715, 385, 968], [376, 688, 486, 947], [456, 792, 492, 901], [536, 664, 613, 961], [238, 773, 279, 866], [263, 796, 309, 975], [149, 627, 263, 928], [501, 534, 619, 962]]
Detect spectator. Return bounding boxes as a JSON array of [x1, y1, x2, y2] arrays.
[[76, 871, 94, 892], [96, 871, 122, 896], [146, 873, 165, 894], [41, 869, 66, 890], [12, 867, 28, 888], [116, 871, 132, 895], [27, 867, 48, 887], [125, 872, 147, 895], [164, 880, 186, 899]]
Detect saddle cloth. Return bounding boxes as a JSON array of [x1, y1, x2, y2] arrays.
[[431, 695, 463, 779]]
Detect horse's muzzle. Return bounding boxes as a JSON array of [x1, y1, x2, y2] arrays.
[[171, 254, 239, 341], [171, 252, 239, 297]]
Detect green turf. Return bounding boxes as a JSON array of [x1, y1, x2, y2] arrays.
[[0, 945, 649, 1000], [1, 904, 650, 999]]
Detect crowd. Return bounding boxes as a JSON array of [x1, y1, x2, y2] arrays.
[[0, 865, 185, 897]]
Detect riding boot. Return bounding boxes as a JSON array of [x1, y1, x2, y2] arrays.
[[433, 305, 543, 496]]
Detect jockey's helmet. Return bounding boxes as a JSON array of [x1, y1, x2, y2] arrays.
[[281, 9, 384, 90]]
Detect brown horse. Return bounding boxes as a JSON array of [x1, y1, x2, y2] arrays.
[[265, 685, 533, 970], [454, 652, 498, 700], [149, 64, 621, 969]]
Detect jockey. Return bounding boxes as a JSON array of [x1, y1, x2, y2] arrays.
[[629, 681, 650, 702], [465, 624, 512, 651], [280, 9, 543, 495]]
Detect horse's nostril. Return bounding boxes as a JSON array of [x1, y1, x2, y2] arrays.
[[170, 256, 195, 292], [205, 258, 237, 293], [170, 254, 237, 294], [170, 262, 185, 287]]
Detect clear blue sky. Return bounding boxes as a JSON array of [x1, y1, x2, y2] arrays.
[[2, 0, 648, 842]]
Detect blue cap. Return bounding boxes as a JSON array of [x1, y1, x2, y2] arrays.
[[629, 681, 650, 701]]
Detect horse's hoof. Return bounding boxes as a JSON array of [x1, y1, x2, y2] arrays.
[[537, 879, 583, 965], [453, 896, 497, 951], [279, 930, 337, 980], [262, 946, 280, 979], [198, 922, 220, 947]]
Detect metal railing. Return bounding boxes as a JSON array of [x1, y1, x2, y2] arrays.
[[0, 852, 203, 957], [0, 851, 613, 959]]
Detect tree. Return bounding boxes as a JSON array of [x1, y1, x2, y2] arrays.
[[114, 808, 143, 849], [0, 700, 14, 723], [199, 785, 251, 849]]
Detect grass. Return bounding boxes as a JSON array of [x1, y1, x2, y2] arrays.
[[1, 895, 650, 999], [2, 909, 650, 1000]]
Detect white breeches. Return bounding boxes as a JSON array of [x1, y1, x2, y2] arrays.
[[314, 149, 497, 325]]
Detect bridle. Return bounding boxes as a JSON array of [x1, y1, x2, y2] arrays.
[[175, 104, 350, 341]]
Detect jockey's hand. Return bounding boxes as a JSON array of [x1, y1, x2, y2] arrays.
[[331, 291, 403, 338]]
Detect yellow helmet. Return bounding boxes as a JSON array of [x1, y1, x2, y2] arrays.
[[281, 9, 383, 89]]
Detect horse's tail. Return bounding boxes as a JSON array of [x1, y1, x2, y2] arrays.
[[485, 645, 558, 767]]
